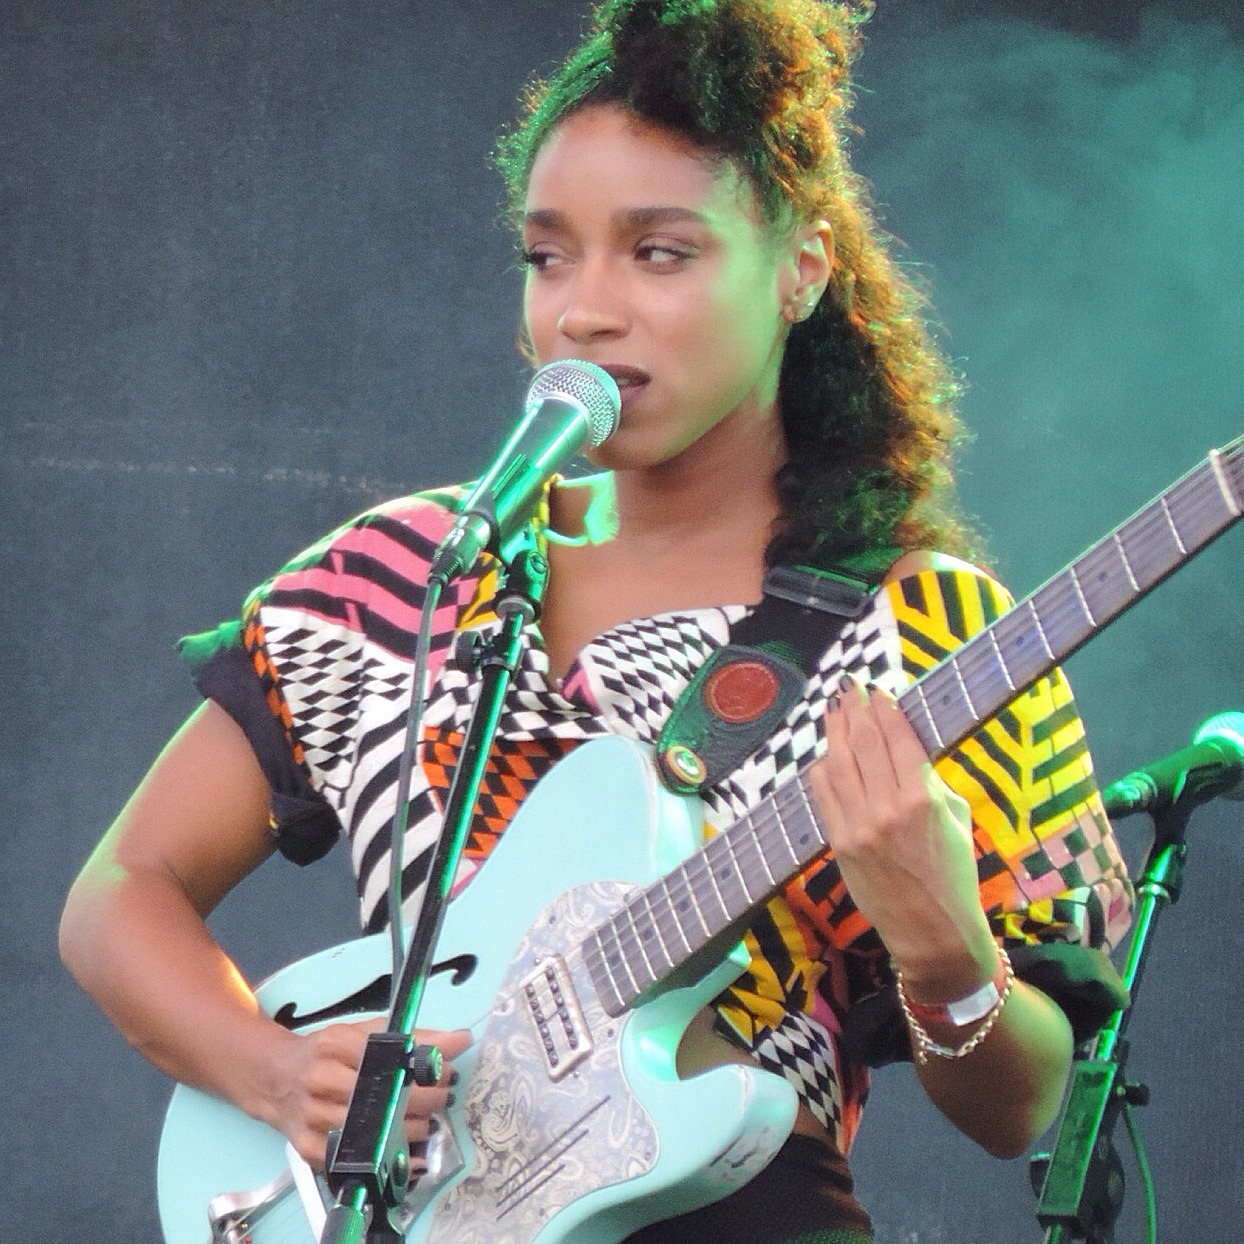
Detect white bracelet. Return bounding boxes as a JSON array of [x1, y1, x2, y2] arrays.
[[895, 947, 1015, 1066]]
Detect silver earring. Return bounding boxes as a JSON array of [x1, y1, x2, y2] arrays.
[[784, 296, 818, 324]]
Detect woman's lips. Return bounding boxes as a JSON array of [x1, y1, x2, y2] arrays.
[[601, 364, 651, 406]]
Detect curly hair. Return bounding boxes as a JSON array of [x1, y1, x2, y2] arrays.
[[495, 0, 981, 566]]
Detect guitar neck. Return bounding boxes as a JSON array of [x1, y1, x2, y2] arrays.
[[902, 438, 1244, 758], [585, 438, 1244, 1016]]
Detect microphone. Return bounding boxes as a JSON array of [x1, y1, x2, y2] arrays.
[[1100, 711, 1244, 817], [430, 359, 621, 580]]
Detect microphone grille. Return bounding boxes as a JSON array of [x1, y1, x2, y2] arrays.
[[1194, 711, 1244, 800], [1193, 711, 1244, 748], [526, 360, 621, 448]]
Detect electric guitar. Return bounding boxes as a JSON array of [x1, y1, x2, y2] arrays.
[[158, 439, 1242, 1244]]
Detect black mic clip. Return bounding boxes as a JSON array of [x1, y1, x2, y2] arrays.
[[430, 496, 498, 584], [1102, 764, 1236, 820], [1100, 711, 1244, 825]]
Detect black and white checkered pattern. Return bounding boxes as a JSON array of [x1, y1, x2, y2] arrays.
[[263, 584, 908, 1094], [576, 608, 734, 743], [752, 1010, 845, 1135], [264, 613, 411, 791], [703, 603, 899, 826]]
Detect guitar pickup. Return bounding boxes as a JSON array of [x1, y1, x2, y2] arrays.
[[521, 956, 593, 1081]]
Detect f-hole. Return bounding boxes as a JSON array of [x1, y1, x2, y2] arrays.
[[273, 954, 479, 1029]]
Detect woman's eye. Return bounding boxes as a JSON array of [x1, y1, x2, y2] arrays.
[[520, 247, 561, 271], [637, 242, 693, 266]]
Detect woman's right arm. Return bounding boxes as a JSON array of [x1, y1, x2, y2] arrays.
[[59, 699, 465, 1166]]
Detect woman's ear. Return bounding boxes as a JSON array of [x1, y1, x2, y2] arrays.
[[781, 219, 834, 324]]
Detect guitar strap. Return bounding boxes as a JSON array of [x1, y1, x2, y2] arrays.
[[656, 546, 900, 796]]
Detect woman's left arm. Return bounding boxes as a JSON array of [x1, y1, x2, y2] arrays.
[[811, 678, 1074, 1158]]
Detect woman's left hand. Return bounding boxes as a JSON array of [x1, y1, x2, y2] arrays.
[[807, 676, 998, 996]]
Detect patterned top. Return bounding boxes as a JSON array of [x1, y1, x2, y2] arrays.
[[184, 488, 1133, 1157]]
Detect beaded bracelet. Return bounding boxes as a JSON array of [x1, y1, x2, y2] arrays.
[[895, 947, 1016, 1066]]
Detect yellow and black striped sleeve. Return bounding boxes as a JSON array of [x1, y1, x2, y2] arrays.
[[887, 567, 1133, 1039]]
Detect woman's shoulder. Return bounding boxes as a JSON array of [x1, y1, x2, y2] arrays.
[[248, 485, 473, 611], [281, 485, 468, 563], [881, 548, 994, 584], [876, 549, 1013, 641]]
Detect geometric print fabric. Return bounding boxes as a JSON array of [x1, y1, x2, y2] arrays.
[[238, 492, 1133, 1156]]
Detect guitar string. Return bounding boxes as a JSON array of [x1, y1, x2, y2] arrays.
[[585, 777, 824, 1012], [431, 447, 1244, 1035], [949, 462, 1213, 698], [470, 446, 1244, 1016], [211, 449, 1244, 1239], [918, 453, 1240, 749], [594, 445, 1244, 1001]]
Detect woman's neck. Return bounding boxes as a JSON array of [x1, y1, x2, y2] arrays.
[[557, 410, 788, 558]]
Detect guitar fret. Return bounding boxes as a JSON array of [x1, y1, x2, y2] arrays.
[[1159, 495, 1187, 556], [602, 918, 646, 1003], [1209, 449, 1242, 516], [949, 624, 1022, 737], [721, 830, 756, 910], [1121, 504, 1182, 590], [584, 930, 628, 1016], [916, 664, 975, 752], [1167, 459, 1236, 549], [634, 889, 677, 979], [667, 862, 713, 949], [905, 679, 944, 751], [776, 776, 826, 865], [730, 822, 773, 898], [1024, 597, 1055, 661], [684, 851, 727, 943], [1112, 531, 1140, 593], [791, 776, 830, 855], [988, 601, 1053, 702], [626, 900, 676, 995], [1067, 565, 1096, 627], [951, 658, 979, 718], [763, 792, 805, 878], [980, 650, 1017, 712], [788, 773, 830, 856], [647, 875, 694, 960], [899, 680, 942, 756], [1075, 538, 1135, 626], [699, 836, 738, 933], [614, 907, 656, 994], [758, 818, 799, 882], [1034, 575, 1097, 660]]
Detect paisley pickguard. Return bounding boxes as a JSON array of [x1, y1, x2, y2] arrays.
[[429, 881, 657, 1242]]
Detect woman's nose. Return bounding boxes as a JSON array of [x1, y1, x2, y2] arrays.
[[556, 262, 628, 342]]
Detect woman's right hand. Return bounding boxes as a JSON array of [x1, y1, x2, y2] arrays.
[[269, 1020, 472, 1169]]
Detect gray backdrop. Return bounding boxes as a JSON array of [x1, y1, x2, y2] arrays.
[[4, 1, 1242, 1240]]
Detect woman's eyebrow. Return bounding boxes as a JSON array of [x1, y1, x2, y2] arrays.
[[615, 205, 712, 229], [522, 205, 713, 232]]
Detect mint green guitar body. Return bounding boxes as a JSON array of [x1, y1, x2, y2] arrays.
[[158, 736, 799, 1244]]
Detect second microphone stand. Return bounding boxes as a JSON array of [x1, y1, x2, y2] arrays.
[[1033, 791, 1206, 1243]]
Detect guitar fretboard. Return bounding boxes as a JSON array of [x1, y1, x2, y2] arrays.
[[585, 438, 1243, 1016], [903, 441, 1243, 757]]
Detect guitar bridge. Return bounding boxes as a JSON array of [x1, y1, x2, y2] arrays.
[[521, 955, 593, 1080], [206, 1168, 298, 1242]]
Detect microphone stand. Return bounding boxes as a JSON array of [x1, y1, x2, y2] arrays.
[[1032, 791, 1203, 1243], [318, 545, 549, 1243]]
